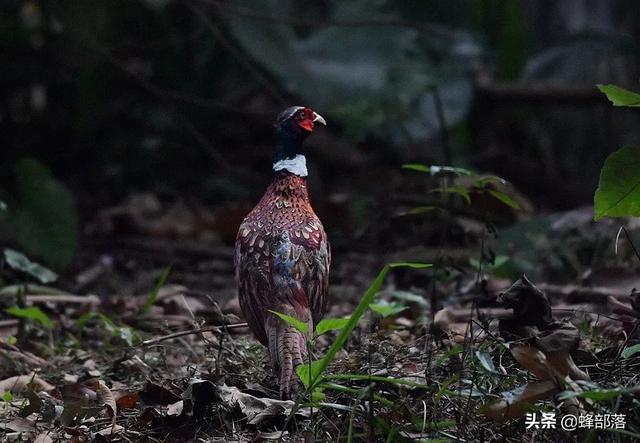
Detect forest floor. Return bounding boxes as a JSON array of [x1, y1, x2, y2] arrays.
[[1, 193, 640, 442]]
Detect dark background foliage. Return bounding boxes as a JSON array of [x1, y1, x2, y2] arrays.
[[1, 0, 639, 269]]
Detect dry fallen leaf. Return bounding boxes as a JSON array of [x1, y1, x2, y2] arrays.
[[32, 432, 54, 443], [483, 380, 558, 421], [96, 424, 125, 436], [546, 352, 590, 381], [115, 391, 139, 409], [0, 373, 54, 394], [432, 307, 454, 334], [96, 380, 117, 425], [3, 416, 36, 432], [510, 345, 557, 381], [216, 384, 310, 428], [536, 323, 580, 354], [63, 374, 79, 384], [166, 400, 184, 416]]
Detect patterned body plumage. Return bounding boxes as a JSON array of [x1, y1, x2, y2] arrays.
[[235, 172, 330, 397]]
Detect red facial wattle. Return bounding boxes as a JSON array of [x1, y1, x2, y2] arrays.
[[295, 108, 315, 132], [297, 119, 314, 132]]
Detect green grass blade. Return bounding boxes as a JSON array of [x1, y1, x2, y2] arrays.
[[143, 265, 171, 314], [269, 310, 309, 334], [297, 263, 431, 390]]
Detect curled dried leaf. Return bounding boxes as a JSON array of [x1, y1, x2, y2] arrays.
[[483, 380, 558, 421], [546, 352, 590, 381], [96, 380, 117, 425], [536, 323, 580, 354], [0, 374, 54, 394], [510, 345, 556, 381]]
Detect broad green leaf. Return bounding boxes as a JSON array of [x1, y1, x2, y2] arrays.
[[429, 165, 473, 176], [388, 262, 432, 270], [20, 389, 42, 417], [315, 317, 350, 335], [405, 206, 440, 215], [321, 382, 394, 407], [311, 387, 325, 403], [269, 310, 309, 334], [2, 391, 12, 402], [435, 373, 460, 403], [326, 373, 429, 389], [475, 350, 498, 373], [76, 312, 137, 345], [437, 344, 464, 365], [470, 255, 511, 274], [597, 84, 640, 107], [3, 249, 58, 284], [487, 189, 520, 210], [622, 343, 640, 359], [77, 312, 118, 331], [369, 300, 407, 318], [297, 262, 431, 389], [97, 313, 118, 331], [579, 389, 625, 401], [474, 175, 507, 186], [493, 255, 510, 268], [430, 186, 471, 205], [594, 146, 640, 220], [559, 388, 625, 402], [402, 163, 430, 173], [296, 359, 324, 388], [143, 266, 172, 314], [5, 306, 52, 328], [383, 290, 429, 307], [75, 311, 103, 328], [13, 158, 78, 268]]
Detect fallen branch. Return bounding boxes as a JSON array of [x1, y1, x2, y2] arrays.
[[537, 283, 632, 301], [137, 323, 248, 347], [26, 294, 101, 305]]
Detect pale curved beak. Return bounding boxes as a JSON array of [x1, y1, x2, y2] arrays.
[[313, 112, 326, 126]]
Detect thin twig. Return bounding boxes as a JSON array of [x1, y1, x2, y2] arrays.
[[622, 226, 640, 264], [607, 319, 640, 378], [137, 323, 247, 347]]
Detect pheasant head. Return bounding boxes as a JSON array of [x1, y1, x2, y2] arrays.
[[272, 106, 326, 177]]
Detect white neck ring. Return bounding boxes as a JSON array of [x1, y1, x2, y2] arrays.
[[272, 154, 308, 177]]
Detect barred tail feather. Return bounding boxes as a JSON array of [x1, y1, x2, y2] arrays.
[[266, 314, 309, 399]]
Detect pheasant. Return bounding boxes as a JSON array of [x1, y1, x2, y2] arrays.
[[234, 106, 330, 398]]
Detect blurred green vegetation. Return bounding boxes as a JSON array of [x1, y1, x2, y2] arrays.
[[0, 0, 639, 268]]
